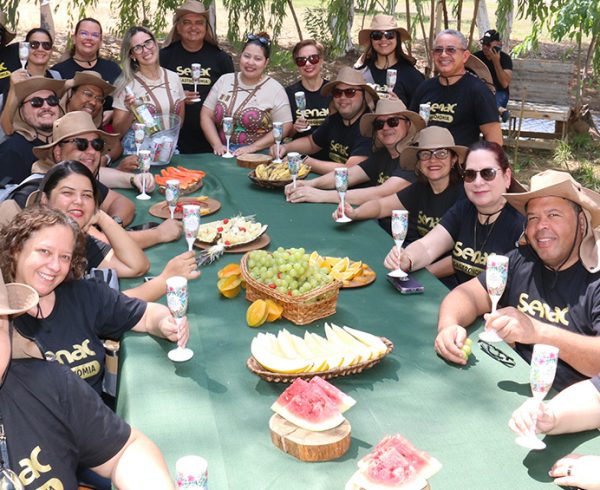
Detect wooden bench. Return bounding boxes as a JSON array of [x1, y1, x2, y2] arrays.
[[504, 59, 576, 150]]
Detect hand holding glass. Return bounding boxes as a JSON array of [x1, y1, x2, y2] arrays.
[[166, 276, 194, 362], [479, 254, 509, 342], [19, 42, 30, 71], [388, 210, 409, 279], [165, 179, 180, 219], [334, 168, 352, 223], [183, 204, 201, 252], [222, 117, 234, 159], [136, 149, 152, 200], [294, 91, 311, 132], [272, 122, 284, 163], [287, 152, 301, 190]]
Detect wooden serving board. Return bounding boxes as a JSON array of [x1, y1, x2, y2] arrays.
[[269, 414, 351, 462], [194, 233, 271, 254], [236, 153, 272, 169], [148, 197, 221, 220]]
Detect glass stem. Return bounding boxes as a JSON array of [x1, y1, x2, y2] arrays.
[[276, 141, 280, 159], [340, 192, 346, 218], [226, 136, 230, 153], [292, 175, 297, 190]]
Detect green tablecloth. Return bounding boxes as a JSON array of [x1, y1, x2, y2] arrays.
[[117, 154, 600, 489]]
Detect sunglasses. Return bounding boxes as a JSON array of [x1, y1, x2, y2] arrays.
[[462, 167, 500, 183], [295, 54, 320, 67], [332, 88, 363, 99], [370, 30, 396, 41], [61, 137, 105, 152], [417, 148, 450, 161], [478, 340, 516, 368], [432, 46, 466, 56], [373, 116, 407, 131], [29, 40, 52, 51], [22, 95, 60, 108], [0, 467, 24, 490], [246, 33, 271, 47], [130, 38, 155, 54]]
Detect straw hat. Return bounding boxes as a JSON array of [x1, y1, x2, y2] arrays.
[[62, 71, 115, 127], [505, 170, 600, 272], [359, 98, 425, 143], [358, 14, 410, 45], [465, 54, 496, 95], [0, 269, 38, 316], [0, 12, 16, 45], [400, 127, 468, 171], [33, 111, 119, 162], [163, 0, 217, 48], [321, 67, 379, 113]]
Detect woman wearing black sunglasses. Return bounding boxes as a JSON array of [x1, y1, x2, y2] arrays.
[[384, 140, 525, 287], [355, 14, 424, 106]]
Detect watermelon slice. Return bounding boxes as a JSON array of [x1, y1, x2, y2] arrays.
[[270, 378, 310, 412], [309, 376, 356, 413]]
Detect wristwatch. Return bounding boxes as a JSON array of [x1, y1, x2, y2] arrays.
[[112, 215, 124, 227]]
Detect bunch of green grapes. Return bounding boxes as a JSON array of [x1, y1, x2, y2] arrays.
[[247, 247, 332, 296]]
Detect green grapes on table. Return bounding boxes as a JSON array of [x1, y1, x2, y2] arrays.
[[247, 248, 332, 296]]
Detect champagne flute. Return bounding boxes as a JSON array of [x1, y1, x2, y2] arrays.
[[388, 210, 409, 279], [515, 344, 559, 450], [272, 122, 284, 163], [183, 204, 201, 252], [294, 91, 311, 132], [165, 179, 180, 219], [287, 152, 301, 190], [136, 149, 152, 201], [419, 103, 431, 125], [166, 276, 194, 363], [222, 116, 234, 159], [479, 254, 509, 342], [190, 63, 202, 103], [386, 68, 397, 92], [334, 167, 351, 223], [133, 123, 145, 156], [19, 42, 30, 71]]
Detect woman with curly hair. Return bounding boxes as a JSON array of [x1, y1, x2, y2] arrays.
[[0, 204, 190, 397]]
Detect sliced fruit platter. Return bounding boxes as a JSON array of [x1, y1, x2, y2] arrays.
[[346, 434, 442, 490], [247, 323, 393, 382], [155, 166, 206, 195], [148, 196, 221, 220], [249, 161, 311, 189], [196, 216, 268, 248], [309, 253, 376, 288]]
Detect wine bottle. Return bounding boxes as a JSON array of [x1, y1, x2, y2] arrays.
[[125, 86, 160, 134]]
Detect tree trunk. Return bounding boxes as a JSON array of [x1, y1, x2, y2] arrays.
[[468, 0, 481, 48], [428, 0, 435, 54], [456, 0, 463, 31], [287, 0, 304, 42], [405, 0, 412, 54], [345, 0, 355, 53], [476, 0, 490, 39], [440, 0, 449, 30], [206, 0, 217, 36]]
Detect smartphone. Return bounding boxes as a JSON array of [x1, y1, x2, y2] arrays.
[[387, 275, 424, 294], [127, 222, 160, 231], [492, 46, 501, 53]]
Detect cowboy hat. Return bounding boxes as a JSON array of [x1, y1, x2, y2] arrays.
[[505, 170, 600, 273], [359, 98, 425, 144], [400, 126, 468, 171], [32, 111, 119, 162], [64, 71, 115, 97], [358, 14, 410, 45], [465, 54, 496, 95], [0, 269, 38, 316], [163, 0, 217, 48], [0, 12, 16, 45], [321, 66, 379, 113]]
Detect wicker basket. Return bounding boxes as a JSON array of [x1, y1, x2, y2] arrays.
[[240, 253, 342, 325]]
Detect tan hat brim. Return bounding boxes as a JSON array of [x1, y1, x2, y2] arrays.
[[359, 109, 425, 139], [358, 27, 410, 46], [33, 128, 119, 161], [0, 283, 38, 316], [401, 142, 469, 168]]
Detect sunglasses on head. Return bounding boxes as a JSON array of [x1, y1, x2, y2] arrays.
[[246, 33, 270, 47], [370, 30, 396, 41], [373, 116, 407, 131], [22, 95, 60, 108], [417, 148, 450, 161], [432, 46, 466, 56], [332, 87, 363, 99], [295, 54, 320, 67], [462, 167, 500, 183], [29, 40, 52, 50], [61, 137, 105, 152]]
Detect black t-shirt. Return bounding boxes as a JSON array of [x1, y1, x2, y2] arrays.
[[86, 234, 112, 269], [0, 43, 21, 99], [397, 180, 466, 244], [159, 41, 234, 154], [358, 148, 416, 187], [311, 112, 371, 164], [473, 50, 513, 94], [409, 73, 499, 146], [365, 58, 424, 106], [441, 200, 524, 284], [2, 359, 131, 489], [477, 246, 600, 391], [0, 133, 43, 185], [13, 278, 146, 394]]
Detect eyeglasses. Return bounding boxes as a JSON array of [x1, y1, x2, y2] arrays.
[[79, 89, 106, 104], [462, 167, 500, 183], [246, 33, 271, 47], [60, 137, 105, 152], [0, 467, 24, 490], [78, 30, 101, 40], [417, 148, 450, 161], [332, 88, 363, 99], [22, 95, 60, 108], [370, 30, 396, 41], [130, 38, 155, 54], [432, 46, 466, 56], [373, 116, 407, 131], [29, 40, 52, 51], [478, 340, 516, 368], [295, 54, 320, 67]]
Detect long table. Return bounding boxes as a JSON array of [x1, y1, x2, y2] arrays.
[[117, 154, 600, 489]]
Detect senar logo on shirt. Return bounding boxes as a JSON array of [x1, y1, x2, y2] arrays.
[[417, 211, 441, 234], [517, 293, 569, 326], [46, 339, 101, 379], [18, 445, 63, 489], [329, 141, 350, 163], [429, 102, 457, 124], [176, 65, 212, 86]]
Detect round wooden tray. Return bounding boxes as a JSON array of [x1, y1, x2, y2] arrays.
[[194, 233, 271, 254], [236, 153, 272, 169], [247, 337, 394, 383], [341, 264, 377, 289], [148, 197, 221, 220], [157, 179, 203, 195]]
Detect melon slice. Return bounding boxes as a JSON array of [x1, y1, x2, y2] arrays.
[[309, 376, 356, 413], [343, 326, 389, 358], [328, 323, 373, 362], [251, 335, 312, 374]]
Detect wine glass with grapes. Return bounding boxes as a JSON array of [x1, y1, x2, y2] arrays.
[[166, 276, 194, 362], [165, 179, 180, 219], [183, 204, 201, 252], [190, 63, 202, 103], [133, 123, 145, 156], [222, 116, 234, 159], [388, 210, 409, 279], [294, 91, 311, 132], [479, 254, 509, 343], [514, 344, 559, 450], [136, 149, 152, 201], [334, 168, 351, 223], [272, 122, 284, 163], [19, 42, 30, 71]]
